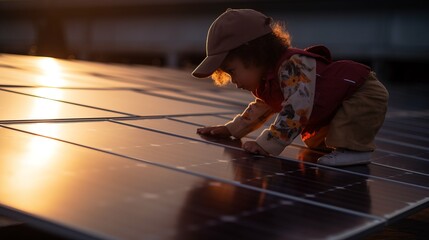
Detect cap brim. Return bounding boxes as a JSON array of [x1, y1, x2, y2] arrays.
[[192, 52, 228, 78]]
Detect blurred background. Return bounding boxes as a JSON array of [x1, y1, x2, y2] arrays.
[[1, 0, 429, 83]]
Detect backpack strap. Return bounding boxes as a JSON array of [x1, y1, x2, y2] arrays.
[[284, 46, 331, 64], [304, 45, 332, 62]]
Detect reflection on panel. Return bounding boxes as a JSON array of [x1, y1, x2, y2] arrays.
[[382, 120, 429, 139], [375, 140, 428, 157], [173, 114, 238, 127], [135, 90, 243, 110], [0, 127, 381, 240], [372, 155, 429, 174], [0, 54, 176, 89], [167, 114, 295, 144], [129, 117, 429, 188], [2, 53, 429, 240], [378, 130, 429, 148], [5, 88, 233, 117], [10, 121, 429, 220], [0, 90, 125, 121]]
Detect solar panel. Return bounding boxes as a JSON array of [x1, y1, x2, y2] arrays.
[[3, 88, 235, 117], [1, 54, 428, 239], [0, 89, 127, 122], [0, 127, 382, 240]]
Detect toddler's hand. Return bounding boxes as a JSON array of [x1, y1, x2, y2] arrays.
[[196, 126, 231, 138], [242, 141, 269, 155]]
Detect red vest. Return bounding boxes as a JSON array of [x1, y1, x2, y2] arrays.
[[253, 45, 370, 135]]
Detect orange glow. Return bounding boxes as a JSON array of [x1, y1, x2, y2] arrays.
[[0, 57, 66, 210], [1, 124, 61, 210], [28, 88, 64, 119], [31, 57, 65, 118], [36, 58, 65, 87]]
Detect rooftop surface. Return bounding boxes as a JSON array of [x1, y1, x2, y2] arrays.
[[0, 53, 428, 240]]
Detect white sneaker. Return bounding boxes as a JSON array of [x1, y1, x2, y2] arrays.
[[317, 149, 371, 166]]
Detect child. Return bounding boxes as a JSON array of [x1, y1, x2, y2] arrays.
[[192, 9, 389, 166]]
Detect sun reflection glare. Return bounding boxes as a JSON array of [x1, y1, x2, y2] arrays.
[[36, 58, 65, 87], [1, 57, 68, 209], [31, 57, 66, 118], [29, 88, 64, 119], [3, 123, 61, 210], [25, 124, 60, 167]]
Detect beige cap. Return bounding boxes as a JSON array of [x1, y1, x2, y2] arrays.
[[192, 9, 272, 78]]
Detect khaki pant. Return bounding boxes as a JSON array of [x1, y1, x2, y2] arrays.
[[302, 72, 389, 152]]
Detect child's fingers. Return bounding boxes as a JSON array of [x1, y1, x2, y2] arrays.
[[197, 127, 214, 135], [243, 142, 268, 155], [197, 126, 230, 138]]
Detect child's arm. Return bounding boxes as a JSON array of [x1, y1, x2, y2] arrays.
[[255, 54, 317, 155], [197, 99, 272, 139], [224, 98, 274, 139]]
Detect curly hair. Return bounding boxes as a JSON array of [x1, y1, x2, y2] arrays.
[[212, 21, 291, 86]]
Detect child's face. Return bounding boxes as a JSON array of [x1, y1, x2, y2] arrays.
[[221, 57, 265, 92]]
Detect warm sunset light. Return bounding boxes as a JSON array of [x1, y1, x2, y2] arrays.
[[36, 57, 65, 87], [31, 57, 65, 118], [1, 124, 61, 210], [28, 88, 64, 119]]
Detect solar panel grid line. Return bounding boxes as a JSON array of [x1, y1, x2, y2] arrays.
[[370, 162, 429, 178], [134, 89, 248, 109], [386, 112, 429, 124], [166, 117, 206, 127], [367, 163, 429, 185], [377, 134, 429, 151], [135, 112, 239, 118], [377, 126, 429, 147], [370, 153, 429, 174], [0, 206, 109, 240], [0, 70, 141, 90], [378, 127, 429, 143], [0, 88, 139, 118], [132, 90, 240, 110], [373, 146, 429, 174], [109, 119, 245, 151], [386, 111, 429, 120], [379, 129, 429, 144], [0, 117, 139, 125], [381, 197, 429, 223], [372, 149, 429, 163], [0, 85, 145, 91], [0, 95, 238, 125], [376, 138, 429, 151], [383, 119, 429, 134], [85, 71, 201, 88], [0, 124, 386, 222], [1, 87, 240, 118]]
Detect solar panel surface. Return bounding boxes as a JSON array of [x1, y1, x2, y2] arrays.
[[0, 54, 428, 240]]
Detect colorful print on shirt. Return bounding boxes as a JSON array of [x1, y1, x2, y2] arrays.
[[266, 55, 316, 145]]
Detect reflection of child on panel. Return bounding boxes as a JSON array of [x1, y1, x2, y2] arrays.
[[192, 9, 388, 166]]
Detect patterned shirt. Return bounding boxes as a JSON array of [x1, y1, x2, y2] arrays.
[[225, 54, 316, 155]]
